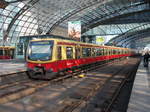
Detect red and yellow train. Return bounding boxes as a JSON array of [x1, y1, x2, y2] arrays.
[[0, 46, 15, 59], [26, 38, 134, 80]]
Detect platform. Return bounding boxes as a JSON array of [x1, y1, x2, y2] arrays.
[[127, 61, 150, 112], [0, 59, 26, 76]]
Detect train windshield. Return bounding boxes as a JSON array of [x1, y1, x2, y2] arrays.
[[28, 40, 54, 61]]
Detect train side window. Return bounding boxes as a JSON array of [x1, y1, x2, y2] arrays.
[[102, 48, 104, 56], [117, 50, 119, 55], [104, 48, 107, 56], [107, 49, 109, 55], [96, 48, 102, 56], [113, 49, 116, 54], [111, 49, 113, 55], [100, 48, 103, 56], [57, 46, 62, 60], [108, 49, 110, 55], [102, 48, 103, 55], [87, 48, 91, 57], [96, 48, 100, 56], [66, 47, 73, 59], [118, 50, 120, 54], [82, 48, 91, 57], [92, 48, 96, 57], [82, 48, 86, 57]]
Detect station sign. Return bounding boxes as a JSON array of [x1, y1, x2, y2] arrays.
[[96, 36, 106, 45]]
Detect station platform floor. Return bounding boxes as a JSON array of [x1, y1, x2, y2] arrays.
[[0, 59, 26, 76], [127, 61, 150, 112]]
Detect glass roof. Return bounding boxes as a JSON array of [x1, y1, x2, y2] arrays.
[[0, 0, 149, 45]]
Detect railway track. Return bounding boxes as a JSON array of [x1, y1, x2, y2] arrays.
[[0, 57, 139, 110], [77, 58, 140, 112], [48, 58, 140, 112], [0, 58, 125, 104], [101, 59, 140, 112]]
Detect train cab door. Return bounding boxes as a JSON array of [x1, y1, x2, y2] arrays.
[[57, 46, 62, 61], [56, 46, 64, 71]]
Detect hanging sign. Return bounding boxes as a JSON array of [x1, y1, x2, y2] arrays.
[[96, 36, 106, 45], [68, 21, 81, 41]]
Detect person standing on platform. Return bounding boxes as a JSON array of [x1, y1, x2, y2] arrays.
[[142, 48, 150, 67]]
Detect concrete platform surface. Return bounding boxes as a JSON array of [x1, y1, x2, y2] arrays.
[[127, 61, 150, 112], [0, 59, 26, 75]]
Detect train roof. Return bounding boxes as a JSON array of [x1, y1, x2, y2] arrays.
[[30, 38, 130, 50]]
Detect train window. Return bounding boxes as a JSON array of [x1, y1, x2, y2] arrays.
[[111, 49, 113, 55], [102, 48, 105, 55], [109, 49, 111, 55], [57, 46, 62, 60], [118, 50, 120, 54], [113, 49, 116, 54], [117, 50, 119, 54], [104, 48, 107, 56], [102, 48, 104, 55], [66, 47, 73, 59], [108, 49, 110, 55], [92, 48, 96, 57], [82, 48, 86, 57], [87, 48, 91, 57], [107, 49, 109, 55], [116, 50, 118, 54], [82, 48, 91, 57], [96, 48, 99, 56]]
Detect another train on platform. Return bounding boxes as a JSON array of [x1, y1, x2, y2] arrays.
[[26, 37, 135, 80], [0, 46, 15, 59]]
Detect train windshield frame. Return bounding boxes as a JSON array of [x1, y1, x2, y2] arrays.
[[28, 40, 54, 61]]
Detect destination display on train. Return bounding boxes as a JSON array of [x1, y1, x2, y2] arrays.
[[31, 41, 53, 45]]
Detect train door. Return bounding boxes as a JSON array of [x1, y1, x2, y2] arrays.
[[75, 46, 81, 59], [57, 46, 62, 60]]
